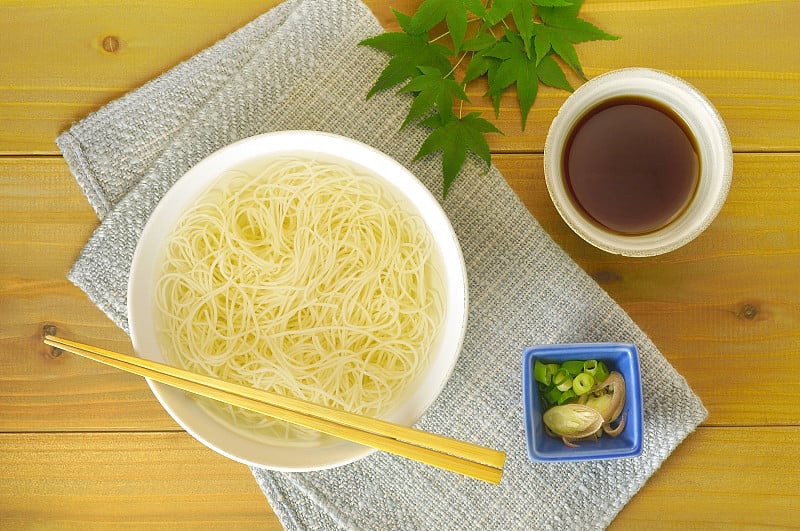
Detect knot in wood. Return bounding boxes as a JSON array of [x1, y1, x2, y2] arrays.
[[102, 35, 121, 53], [42, 324, 62, 357], [738, 303, 758, 320]]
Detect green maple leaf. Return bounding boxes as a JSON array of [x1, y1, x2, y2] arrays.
[[462, 37, 500, 84], [462, 30, 497, 52], [462, 29, 500, 84], [398, 66, 469, 128], [536, 55, 573, 92], [359, 30, 452, 98], [538, 0, 587, 23], [360, 0, 618, 198], [408, 0, 487, 52], [486, 1, 528, 56], [487, 0, 573, 56], [415, 112, 501, 197], [534, 0, 619, 78], [483, 31, 540, 129], [485, 0, 519, 24]]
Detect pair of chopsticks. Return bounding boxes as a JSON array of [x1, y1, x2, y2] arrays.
[[43, 335, 505, 484]]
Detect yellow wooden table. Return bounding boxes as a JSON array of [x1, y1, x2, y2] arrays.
[[2, 1, 798, 528]]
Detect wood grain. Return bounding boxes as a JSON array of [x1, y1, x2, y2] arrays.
[[1, 427, 797, 530], [0, 1, 281, 154], [0, 432, 279, 530], [0, 157, 175, 431], [609, 426, 800, 529]]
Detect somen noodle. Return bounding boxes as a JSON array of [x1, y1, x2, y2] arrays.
[[154, 156, 444, 445]]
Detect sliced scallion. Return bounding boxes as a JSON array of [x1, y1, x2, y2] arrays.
[[573, 372, 595, 395], [544, 386, 563, 405], [595, 361, 610, 383], [553, 368, 573, 392], [561, 360, 585, 376], [534, 360, 550, 385]]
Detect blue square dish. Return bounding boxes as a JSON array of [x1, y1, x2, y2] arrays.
[[522, 343, 643, 462]]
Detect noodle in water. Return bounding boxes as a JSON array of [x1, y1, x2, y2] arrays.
[[155, 156, 444, 445]]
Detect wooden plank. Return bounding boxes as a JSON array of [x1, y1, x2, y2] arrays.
[[0, 431, 280, 530], [1, 427, 797, 529], [609, 426, 800, 529], [1, 154, 798, 431], [0, 157, 174, 431], [0, 0, 282, 154], [1, 1, 798, 154]]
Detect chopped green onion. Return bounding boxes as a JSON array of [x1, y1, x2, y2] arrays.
[[595, 361, 610, 383], [544, 386, 562, 405], [534, 360, 550, 385], [561, 360, 585, 376], [583, 359, 598, 375], [557, 389, 577, 405], [573, 372, 595, 395], [534, 360, 563, 386], [553, 368, 573, 392]]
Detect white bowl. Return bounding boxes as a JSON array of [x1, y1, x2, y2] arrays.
[[128, 131, 468, 471], [544, 68, 733, 256]]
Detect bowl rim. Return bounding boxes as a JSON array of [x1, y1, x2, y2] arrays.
[[127, 130, 468, 471], [522, 342, 643, 462]]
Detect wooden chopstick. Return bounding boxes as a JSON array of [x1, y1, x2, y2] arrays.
[[43, 335, 505, 484]]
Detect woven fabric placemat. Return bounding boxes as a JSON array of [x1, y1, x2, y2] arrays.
[[57, 1, 707, 529]]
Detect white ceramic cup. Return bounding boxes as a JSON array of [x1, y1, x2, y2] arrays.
[[544, 68, 733, 257]]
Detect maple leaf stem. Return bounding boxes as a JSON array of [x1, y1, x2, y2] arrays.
[[429, 32, 450, 44], [447, 52, 469, 78], [459, 49, 479, 95]]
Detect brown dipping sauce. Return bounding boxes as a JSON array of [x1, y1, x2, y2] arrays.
[[562, 96, 700, 235]]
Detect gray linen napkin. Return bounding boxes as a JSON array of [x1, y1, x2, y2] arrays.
[[57, 0, 707, 529]]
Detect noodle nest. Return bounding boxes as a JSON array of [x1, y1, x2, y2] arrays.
[[155, 157, 444, 444]]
